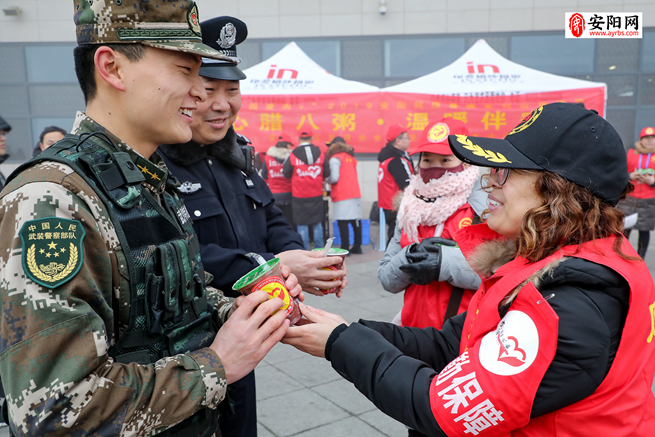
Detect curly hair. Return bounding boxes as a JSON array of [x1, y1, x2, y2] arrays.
[[505, 171, 637, 262]]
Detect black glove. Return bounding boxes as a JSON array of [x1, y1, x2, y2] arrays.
[[408, 236, 457, 254], [399, 250, 442, 285]]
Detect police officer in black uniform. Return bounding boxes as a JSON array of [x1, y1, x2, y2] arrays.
[[159, 17, 347, 437]]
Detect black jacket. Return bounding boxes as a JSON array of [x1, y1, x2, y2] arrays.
[[377, 144, 415, 192], [328, 257, 629, 436], [158, 128, 304, 295]]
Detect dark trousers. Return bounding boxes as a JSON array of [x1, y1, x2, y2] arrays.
[[218, 370, 257, 437], [277, 202, 295, 231], [383, 209, 398, 246], [625, 229, 651, 259], [337, 219, 362, 249]]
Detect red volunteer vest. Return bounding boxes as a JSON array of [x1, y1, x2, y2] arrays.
[[399, 204, 475, 330], [627, 149, 655, 199], [264, 154, 291, 194], [428, 224, 655, 437], [290, 150, 324, 198], [377, 156, 414, 210], [330, 152, 361, 202]]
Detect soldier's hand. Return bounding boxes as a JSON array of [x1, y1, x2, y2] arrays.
[[280, 263, 304, 302], [211, 290, 290, 384], [276, 249, 346, 296]]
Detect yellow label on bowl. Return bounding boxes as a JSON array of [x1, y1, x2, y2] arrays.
[[252, 276, 293, 316]]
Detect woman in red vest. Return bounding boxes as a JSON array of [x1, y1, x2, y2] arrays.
[[379, 118, 482, 331], [325, 136, 363, 254], [283, 103, 655, 436], [262, 133, 295, 229], [619, 126, 655, 258]]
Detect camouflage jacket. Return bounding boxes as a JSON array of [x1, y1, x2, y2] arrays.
[[0, 112, 231, 436]]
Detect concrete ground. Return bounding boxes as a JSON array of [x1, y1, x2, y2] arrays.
[[1, 225, 654, 437]]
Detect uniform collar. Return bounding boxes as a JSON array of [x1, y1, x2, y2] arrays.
[[71, 111, 168, 192], [158, 126, 246, 170]]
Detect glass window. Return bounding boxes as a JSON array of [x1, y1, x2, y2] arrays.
[[510, 35, 594, 75], [262, 40, 340, 75], [605, 108, 636, 149], [384, 37, 465, 78], [28, 85, 84, 117], [595, 40, 639, 73], [467, 36, 509, 58], [640, 74, 655, 106], [597, 74, 638, 106], [3, 117, 33, 162], [643, 31, 655, 72], [0, 86, 30, 116], [0, 46, 26, 84], [238, 41, 262, 70], [342, 39, 383, 79], [25, 45, 77, 83]]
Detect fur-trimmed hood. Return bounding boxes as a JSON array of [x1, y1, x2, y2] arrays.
[[634, 140, 655, 155], [326, 142, 354, 161], [266, 145, 292, 162], [465, 237, 566, 306], [158, 126, 247, 171]]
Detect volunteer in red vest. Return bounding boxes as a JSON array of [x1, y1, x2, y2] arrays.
[[378, 118, 484, 331], [283, 103, 655, 437], [263, 132, 295, 229], [378, 124, 415, 245], [283, 128, 329, 250], [325, 136, 363, 254], [619, 126, 655, 258]]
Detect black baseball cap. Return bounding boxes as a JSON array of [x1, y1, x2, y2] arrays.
[[198, 16, 248, 81], [448, 103, 628, 206]]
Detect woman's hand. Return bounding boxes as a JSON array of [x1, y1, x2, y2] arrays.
[[281, 304, 348, 358]]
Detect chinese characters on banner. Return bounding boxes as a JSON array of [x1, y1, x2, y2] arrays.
[[239, 88, 605, 154]]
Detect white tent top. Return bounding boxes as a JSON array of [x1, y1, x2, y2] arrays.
[[240, 42, 379, 96], [383, 39, 606, 97]]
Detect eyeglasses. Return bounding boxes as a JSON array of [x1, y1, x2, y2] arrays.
[[490, 167, 511, 186]]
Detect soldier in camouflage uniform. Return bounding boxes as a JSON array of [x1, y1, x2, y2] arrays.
[[0, 1, 298, 436]]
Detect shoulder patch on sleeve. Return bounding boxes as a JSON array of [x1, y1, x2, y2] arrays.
[[20, 218, 86, 288]]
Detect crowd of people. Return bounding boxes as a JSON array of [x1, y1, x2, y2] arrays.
[[0, 2, 654, 437]]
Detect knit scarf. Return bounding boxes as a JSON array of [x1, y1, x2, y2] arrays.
[[397, 165, 478, 243]]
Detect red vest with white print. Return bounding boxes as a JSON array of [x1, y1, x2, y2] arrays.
[[377, 156, 414, 210], [399, 204, 475, 330], [429, 224, 655, 437], [264, 154, 291, 194], [626, 149, 655, 199], [330, 152, 361, 202], [290, 149, 324, 198]]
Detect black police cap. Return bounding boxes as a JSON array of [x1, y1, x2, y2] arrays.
[[448, 102, 629, 206], [199, 16, 248, 81]]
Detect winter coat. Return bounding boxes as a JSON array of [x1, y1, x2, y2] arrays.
[[327, 224, 647, 436], [158, 128, 303, 295]]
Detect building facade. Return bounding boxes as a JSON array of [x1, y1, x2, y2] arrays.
[[1, 0, 654, 207]]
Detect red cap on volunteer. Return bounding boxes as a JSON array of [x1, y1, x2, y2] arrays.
[[386, 124, 407, 143], [411, 118, 469, 156]]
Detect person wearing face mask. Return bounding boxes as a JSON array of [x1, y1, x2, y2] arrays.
[[378, 119, 486, 336], [281, 103, 655, 437]]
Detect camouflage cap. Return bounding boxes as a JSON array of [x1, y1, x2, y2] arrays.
[[73, 0, 235, 63]]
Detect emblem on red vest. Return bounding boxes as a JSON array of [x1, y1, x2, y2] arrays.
[[479, 310, 539, 376]]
